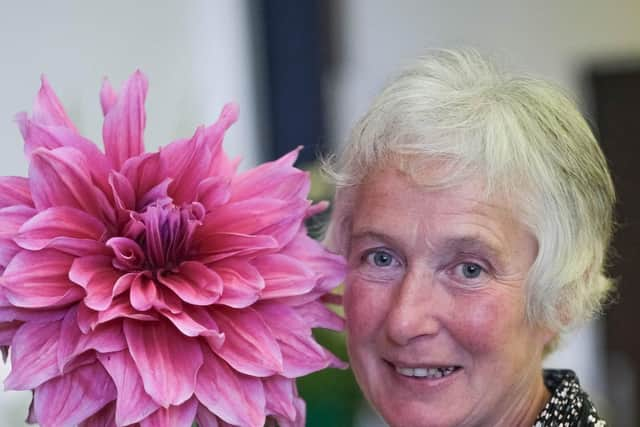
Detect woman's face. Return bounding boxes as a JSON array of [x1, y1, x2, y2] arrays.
[[344, 165, 551, 427]]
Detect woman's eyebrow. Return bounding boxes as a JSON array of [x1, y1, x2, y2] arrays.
[[439, 236, 505, 264], [350, 230, 386, 241], [348, 229, 404, 253]]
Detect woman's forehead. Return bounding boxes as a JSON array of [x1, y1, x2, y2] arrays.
[[355, 163, 492, 213], [349, 164, 536, 261]]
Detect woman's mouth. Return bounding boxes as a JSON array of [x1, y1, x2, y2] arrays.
[[393, 365, 461, 379]]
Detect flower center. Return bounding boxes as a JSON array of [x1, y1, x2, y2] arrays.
[[117, 201, 205, 272]]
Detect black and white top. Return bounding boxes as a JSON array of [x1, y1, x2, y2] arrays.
[[534, 370, 607, 427]]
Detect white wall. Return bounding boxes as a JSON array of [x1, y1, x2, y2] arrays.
[[329, 0, 640, 148], [1, 1, 639, 425], [0, 0, 263, 177], [0, 1, 261, 425], [328, 0, 640, 421]]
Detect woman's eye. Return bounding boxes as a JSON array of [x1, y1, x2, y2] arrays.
[[365, 250, 396, 267], [458, 262, 484, 279]]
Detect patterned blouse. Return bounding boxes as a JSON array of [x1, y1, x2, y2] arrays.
[[534, 369, 607, 426]]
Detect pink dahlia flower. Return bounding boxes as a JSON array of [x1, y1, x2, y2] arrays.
[[0, 71, 346, 427]]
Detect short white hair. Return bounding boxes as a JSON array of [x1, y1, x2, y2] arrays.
[[325, 49, 615, 338]]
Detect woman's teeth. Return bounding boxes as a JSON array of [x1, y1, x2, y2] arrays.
[[395, 366, 457, 378]]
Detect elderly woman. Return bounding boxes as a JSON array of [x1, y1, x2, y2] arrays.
[[326, 50, 613, 426]]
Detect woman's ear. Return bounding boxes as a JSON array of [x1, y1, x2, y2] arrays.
[[542, 326, 558, 346], [541, 328, 560, 357]]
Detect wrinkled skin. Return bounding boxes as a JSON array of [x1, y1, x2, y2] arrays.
[[344, 165, 552, 427]]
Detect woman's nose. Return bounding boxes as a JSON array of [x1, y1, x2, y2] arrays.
[[384, 269, 442, 346]]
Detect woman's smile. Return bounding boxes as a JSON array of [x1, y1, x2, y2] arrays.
[[328, 50, 613, 426], [344, 165, 550, 427]]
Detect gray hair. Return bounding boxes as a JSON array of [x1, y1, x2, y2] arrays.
[[325, 49, 615, 337]]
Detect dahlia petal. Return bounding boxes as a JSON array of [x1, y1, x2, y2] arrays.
[[98, 350, 160, 425], [84, 269, 124, 310], [108, 170, 136, 211], [203, 104, 239, 177], [78, 402, 116, 427], [2, 71, 348, 427], [129, 274, 158, 312], [135, 204, 165, 267], [0, 320, 9, 353], [76, 301, 98, 333], [121, 213, 145, 241], [2, 249, 84, 308], [106, 237, 145, 271], [124, 319, 203, 407], [161, 306, 224, 342], [138, 177, 172, 209], [0, 304, 67, 323], [0, 205, 36, 238], [4, 320, 61, 390], [33, 361, 116, 427], [214, 259, 264, 308], [306, 200, 329, 218], [120, 152, 164, 207], [195, 347, 266, 427], [61, 349, 99, 374], [276, 232, 346, 306], [103, 70, 148, 170], [161, 127, 213, 205], [26, 399, 38, 424], [32, 75, 77, 130], [153, 287, 184, 314], [231, 147, 309, 202], [200, 198, 306, 239], [260, 216, 307, 251], [15, 206, 107, 256], [277, 336, 347, 378], [29, 147, 110, 221], [0, 176, 33, 207], [280, 278, 344, 308], [205, 103, 238, 149], [264, 376, 297, 420], [196, 176, 231, 211], [252, 254, 315, 299], [140, 397, 198, 427], [157, 261, 222, 306], [0, 320, 21, 346], [100, 78, 118, 116], [112, 272, 137, 296], [195, 232, 278, 264], [58, 307, 126, 371], [212, 307, 283, 376], [19, 120, 112, 188], [0, 238, 20, 272], [230, 199, 310, 251], [20, 236, 106, 257], [75, 297, 157, 334], [294, 300, 345, 331], [96, 296, 159, 327], [69, 255, 112, 289], [196, 404, 220, 427], [274, 397, 306, 427], [256, 302, 346, 377]]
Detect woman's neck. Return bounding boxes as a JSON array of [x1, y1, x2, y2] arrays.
[[492, 371, 551, 427]]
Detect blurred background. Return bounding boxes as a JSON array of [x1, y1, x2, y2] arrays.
[[1, 1, 639, 426]]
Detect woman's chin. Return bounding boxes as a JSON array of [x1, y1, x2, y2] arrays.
[[364, 362, 471, 427]]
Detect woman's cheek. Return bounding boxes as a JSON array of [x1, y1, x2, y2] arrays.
[[452, 293, 517, 354], [344, 275, 390, 337]]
